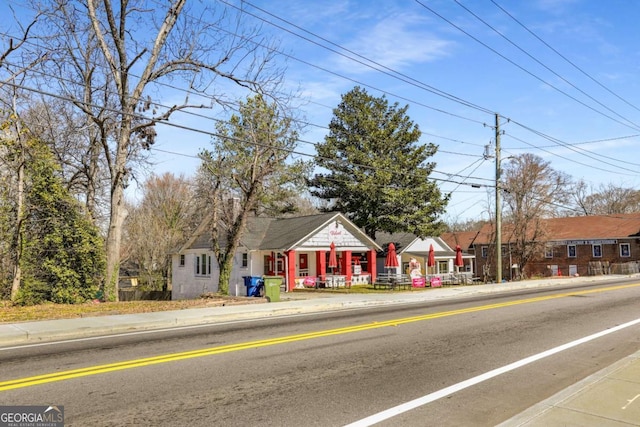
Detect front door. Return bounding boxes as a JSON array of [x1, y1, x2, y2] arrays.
[[299, 253, 308, 276]]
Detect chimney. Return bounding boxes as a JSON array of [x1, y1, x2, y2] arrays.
[[228, 197, 241, 220]]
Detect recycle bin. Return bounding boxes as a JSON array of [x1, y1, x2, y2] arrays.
[[262, 276, 282, 302], [243, 276, 264, 297]]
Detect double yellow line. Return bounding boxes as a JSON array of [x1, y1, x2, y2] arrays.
[[1, 282, 638, 392]]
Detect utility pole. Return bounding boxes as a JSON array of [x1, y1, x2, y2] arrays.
[[495, 113, 502, 284]]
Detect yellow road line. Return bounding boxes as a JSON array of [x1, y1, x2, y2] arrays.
[[1, 282, 639, 392]]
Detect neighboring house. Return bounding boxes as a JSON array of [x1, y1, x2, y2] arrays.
[[375, 232, 475, 276], [171, 212, 381, 299], [471, 213, 640, 280], [440, 230, 479, 273]]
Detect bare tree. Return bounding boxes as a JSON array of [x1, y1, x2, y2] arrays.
[[501, 153, 572, 277], [445, 214, 487, 232], [199, 94, 310, 294], [34, 0, 138, 227], [0, 9, 45, 300], [35, 0, 284, 300], [123, 173, 199, 290], [0, 7, 42, 91], [573, 180, 640, 215], [0, 97, 28, 300], [18, 100, 112, 225]]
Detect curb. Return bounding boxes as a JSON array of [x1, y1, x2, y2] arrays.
[[0, 274, 636, 347]]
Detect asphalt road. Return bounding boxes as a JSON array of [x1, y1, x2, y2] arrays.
[[1, 279, 639, 426]]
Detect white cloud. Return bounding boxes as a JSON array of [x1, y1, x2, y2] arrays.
[[332, 13, 454, 74], [534, 0, 581, 14]]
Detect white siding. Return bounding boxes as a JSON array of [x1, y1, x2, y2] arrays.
[[171, 251, 218, 300], [298, 222, 370, 251], [404, 238, 450, 253], [172, 250, 266, 299], [230, 251, 250, 297]]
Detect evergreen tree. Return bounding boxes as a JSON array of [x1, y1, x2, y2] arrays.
[[16, 139, 105, 305], [309, 86, 448, 239]]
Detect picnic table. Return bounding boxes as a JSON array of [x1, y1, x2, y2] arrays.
[[373, 273, 412, 290]]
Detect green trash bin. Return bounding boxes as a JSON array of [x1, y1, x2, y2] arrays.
[[262, 276, 282, 302]]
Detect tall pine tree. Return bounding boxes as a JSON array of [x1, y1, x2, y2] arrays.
[[309, 86, 448, 239]]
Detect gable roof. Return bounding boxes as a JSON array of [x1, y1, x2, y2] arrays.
[[440, 230, 480, 252], [258, 212, 379, 250], [373, 231, 420, 253], [374, 232, 453, 256], [178, 212, 381, 253], [472, 213, 640, 245]]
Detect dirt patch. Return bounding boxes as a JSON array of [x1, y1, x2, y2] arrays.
[[0, 295, 267, 324]]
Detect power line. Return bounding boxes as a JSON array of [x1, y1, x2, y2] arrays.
[[221, 0, 495, 116], [422, 131, 486, 148], [506, 133, 640, 151], [2, 55, 489, 176], [2, 2, 636, 187], [1, 78, 492, 193], [145, 0, 493, 126], [453, 0, 640, 131], [490, 0, 640, 114], [503, 128, 638, 175], [414, 0, 640, 133], [233, 1, 639, 180], [0, 21, 493, 150], [446, 157, 489, 194], [508, 119, 640, 170]]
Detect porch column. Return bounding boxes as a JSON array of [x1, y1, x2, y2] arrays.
[[343, 250, 352, 283], [286, 250, 296, 292], [317, 251, 326, 279], [367, 249, 377, 283]]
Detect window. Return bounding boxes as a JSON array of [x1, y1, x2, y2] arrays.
[[567, 245, 576, 258], [195, 253, 211, 276], [620, 243, 631, 257], [264, 255, 271, 275], [544, 245, 554, 258], [438, 260, 448, 274], [179, 254, 185, 267], [402, 262, 410, 274], [592, 244, 602, 258], [481, 246, 488, 258], [357, 253, 368, 273], [241, 253, 248, 268]]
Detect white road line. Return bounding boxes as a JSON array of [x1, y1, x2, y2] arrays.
[[345, 317, 640, 427], [622, 394, 640, 410]]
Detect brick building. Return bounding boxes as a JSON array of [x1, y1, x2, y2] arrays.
[[469, 213, 640, 281]]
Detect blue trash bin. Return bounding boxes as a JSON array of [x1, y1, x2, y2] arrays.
[[243, 276, 264, 297]]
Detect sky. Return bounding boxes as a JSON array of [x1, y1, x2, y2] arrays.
[[5, 0, 640, 223], [147, 0, 640, 223]]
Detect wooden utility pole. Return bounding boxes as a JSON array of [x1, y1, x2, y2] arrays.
[[495, 113, 502, 284]]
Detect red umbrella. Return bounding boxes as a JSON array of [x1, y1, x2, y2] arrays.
[[427, 244, 435, 268], [455, 245, 464, 268], [328, 242, 338, 270], [385, 243, 399, 269]]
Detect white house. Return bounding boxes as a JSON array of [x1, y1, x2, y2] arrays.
[[375, 232, 475, 277], [171, 212, 381, 299]]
